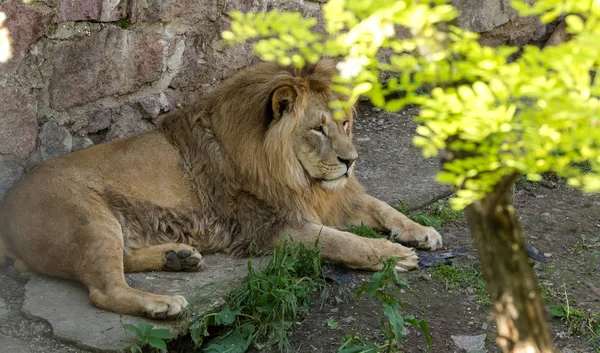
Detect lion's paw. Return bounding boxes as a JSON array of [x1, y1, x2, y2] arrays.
[[145, 295, 188, 319], [390, 224, 443, 251], [164, 247, 204, 272], [390, 243, 419, 272]]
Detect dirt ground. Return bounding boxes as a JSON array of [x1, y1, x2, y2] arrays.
[[283, 185, 600, 353]]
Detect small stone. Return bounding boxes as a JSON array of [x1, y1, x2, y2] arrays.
[[104, 105, 153, 141], [0, 160, 25, 202], [85, 110, 112, 134], [544, 253, 553, 258], [342, 316, 355, 324], [330, 307, 339, 313], [71, 136, 94, 151], [541, 212, 550, 217], [371, 107, 381, 112], [481, 323, 488, 330], [451, 334, 486, 352], [378, 119, 385, 125]]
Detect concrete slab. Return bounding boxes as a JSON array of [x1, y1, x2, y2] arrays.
[[0, 335, 32, 353], [21, 254, 255, 352], [354, 104, 451, 210]]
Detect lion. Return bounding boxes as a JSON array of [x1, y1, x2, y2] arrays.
[[0, 60, 442, 319]]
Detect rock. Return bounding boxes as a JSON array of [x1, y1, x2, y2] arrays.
[[0, 335, 32, 353], [25, 126, 71, 170], [170, 33, 211, 89], [139, 92, 173, 119], [452, 0, 517, 33], [451, 334, 486, 352], [71, 136, 94, 151], [22, 254, 253, 352], [0, 87, 38, 159], [49, 27, 172, 110], [0, 160, 25, 202], [544, 252, 552, 258], [27, 120, 73, 170], [105, 104, 153, 141], [57, 0, 127, 22], [479, 16, 538, 47], [128, 0, 219, 23], [84, 109, 113, 134], [0, 1, 52, 78]]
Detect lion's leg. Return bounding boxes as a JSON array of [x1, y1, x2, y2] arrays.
[[123, 243, 204, 273], [279, 222, 418, 271], [77, 227, 188, 319], [347, 194, 443, 250]]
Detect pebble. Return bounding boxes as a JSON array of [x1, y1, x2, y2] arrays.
[[371, 107, 381, 112], [541, 212, 550, 217], [544, 253, 553, 258], [451, 334, 486, 352]]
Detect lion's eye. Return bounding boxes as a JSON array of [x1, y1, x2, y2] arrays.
[[312, 126, 326, 136]]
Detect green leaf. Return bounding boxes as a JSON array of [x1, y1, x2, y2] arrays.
[[147, 336, 167, 351], [203, 324, 255, 353], [215, 304, 241, 326], [337, 344, 379, 353], [149, 328, 174, 340], [123, 323, 142, 337], [382, 300, 405, 343]]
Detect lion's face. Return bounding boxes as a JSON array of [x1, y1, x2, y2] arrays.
[[292, 98, 358, 190]]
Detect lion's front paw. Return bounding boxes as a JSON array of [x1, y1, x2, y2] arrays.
[[390, 224, 443, 251], [164, 247, 204, 272], [376, 240, 419, 272], [144, 295, 188, 319]]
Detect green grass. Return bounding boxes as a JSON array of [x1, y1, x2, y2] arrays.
[[430, 263, 490, 305], [549, 286, 600, 350], [349, 199, 463, 241], [189, 238, 326, 353], [397, 199, 464, 230], [348, 223, 386, 238]]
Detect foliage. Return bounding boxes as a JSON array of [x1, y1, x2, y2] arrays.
[[190, 238, 326, 352], [122, 321, 174, 353], [223, 0, 600, 210], [397, 199, 464, 230], [431, 263, 490, 305], [348, 223, 385, 238], [338, 257, 431, 353], [549, 286, 600, 350]]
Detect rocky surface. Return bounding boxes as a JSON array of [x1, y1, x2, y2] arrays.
[[22, 254, 251, 352]]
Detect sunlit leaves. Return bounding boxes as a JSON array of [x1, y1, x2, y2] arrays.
[[226, 0, 600, 208]]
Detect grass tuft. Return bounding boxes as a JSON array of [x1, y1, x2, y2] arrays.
[[190, 237, 326, 352], [430, 263, 490, 305]]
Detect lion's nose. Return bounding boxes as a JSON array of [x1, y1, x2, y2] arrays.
[[337, 156, 356, 168]]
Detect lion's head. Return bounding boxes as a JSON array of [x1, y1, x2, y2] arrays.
[[266, 83, 358, 190], [202, 59, 359, 197]]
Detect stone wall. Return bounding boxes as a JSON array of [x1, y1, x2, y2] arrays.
[[0, 0, 556, 200]]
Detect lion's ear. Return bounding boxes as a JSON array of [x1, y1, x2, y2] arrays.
[[265, 86, 297, 127]]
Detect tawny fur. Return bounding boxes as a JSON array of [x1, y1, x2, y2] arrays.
[[0, 60, 442, 319]]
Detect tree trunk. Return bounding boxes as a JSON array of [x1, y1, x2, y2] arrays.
[[464, 174, 556, 353]]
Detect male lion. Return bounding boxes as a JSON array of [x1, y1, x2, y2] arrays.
[[0, 60, 442, 319]]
